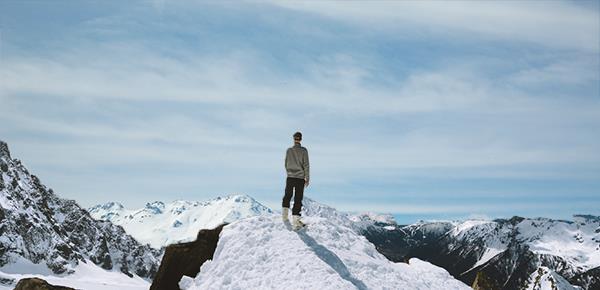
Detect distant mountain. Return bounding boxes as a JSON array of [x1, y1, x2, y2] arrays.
[[178, 199, 471, 290], [357, 214, 600, 290], [0, 140, 159, 289], [88, 194, 273, 248]]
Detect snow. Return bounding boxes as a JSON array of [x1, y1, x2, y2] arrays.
[[0, 259, 149, 290], [181, 215, 470, 290], [89, 194, 272, 248], [468, 247, 505, 271], [450, 220, 494, 236], [518, 218, 600, 271], [348, 212, 396, 225]]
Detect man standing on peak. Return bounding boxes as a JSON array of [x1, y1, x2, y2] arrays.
[[282, 131, 309, 230]]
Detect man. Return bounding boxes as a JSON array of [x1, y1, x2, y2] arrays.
[[282, 131, 309, 230]]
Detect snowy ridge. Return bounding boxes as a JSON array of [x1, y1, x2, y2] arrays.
[[180, 214, 471, 290], [89, 194, 273, 248]]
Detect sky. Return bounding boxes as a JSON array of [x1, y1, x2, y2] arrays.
[[1, 0, 599, 224]]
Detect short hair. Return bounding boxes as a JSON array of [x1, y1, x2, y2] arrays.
[[293, 132, 302, 140]]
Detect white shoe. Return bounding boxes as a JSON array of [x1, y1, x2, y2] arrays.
[[292, 215, 306, 230], [282, 207, 290, 222]]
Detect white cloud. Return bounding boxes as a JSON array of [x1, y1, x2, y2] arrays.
[[266, 0, 600, 52], [2, 41, 599, 174]]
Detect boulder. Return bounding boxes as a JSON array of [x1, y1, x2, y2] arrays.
[[150, 224, 226, 290], [13, 277, 74, 290]]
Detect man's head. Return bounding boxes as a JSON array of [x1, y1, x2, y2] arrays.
[[293, 132, 302, 143]]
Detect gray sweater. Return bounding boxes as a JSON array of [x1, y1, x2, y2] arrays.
[[285, 143, 310, 180]]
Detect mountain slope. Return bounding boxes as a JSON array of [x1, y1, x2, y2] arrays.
[[89, 195, 272, 248], [0, 140, 160, 287], [180, 214, 471, 290], [357, 215, 599, 289]]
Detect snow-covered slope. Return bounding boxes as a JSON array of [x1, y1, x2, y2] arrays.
[[0, 140, 159, 289], [89, 195, 272, 248], [180, 214, 471, 290], [0, 259, 149, 290]]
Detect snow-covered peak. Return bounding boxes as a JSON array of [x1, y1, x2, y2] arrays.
[[302, 198, 350, 221], [180, 214, 471, 290], [450, 219, 496, 237], [88, 194, 273, 248], [348, 212, 397, 225]]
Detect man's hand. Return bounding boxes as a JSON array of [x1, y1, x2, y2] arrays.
[[304, 178, 309, 188]]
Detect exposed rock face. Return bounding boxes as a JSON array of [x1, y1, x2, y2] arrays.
[[572, 266, 600, 290], [13, 277, 74, 290], [150, 224, 226, 290], [472, 271, 500, 290], [0, 141, 10, 159], [0, 141, 160, 278]]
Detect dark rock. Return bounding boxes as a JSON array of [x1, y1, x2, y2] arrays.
[[0, 141, 10, 160], [150, 224, 226, 290], [572, 266, 600, 290], [0, 276, 15, 286], [13, 277, 74, 290], [471, 271, 500, 290]]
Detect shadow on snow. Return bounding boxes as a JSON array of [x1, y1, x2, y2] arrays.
[[284, 221, 368, 290]]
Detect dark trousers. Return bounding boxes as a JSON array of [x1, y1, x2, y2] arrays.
[[282, 177, 304, 216]]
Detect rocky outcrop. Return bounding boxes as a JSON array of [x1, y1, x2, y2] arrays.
[[572, 267, 600, 290], [0, 140, 10, 159], [472, 271, 500, 290], [13, 277, 74, 290], [0, 141, 160, 278], [150, 224, 226, 290]]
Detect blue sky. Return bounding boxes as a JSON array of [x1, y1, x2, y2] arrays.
[[1, 1, 599, 223]]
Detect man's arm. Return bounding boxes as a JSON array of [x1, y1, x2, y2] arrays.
[[303, 148, 310, 186], [285, 149, 288, 171]]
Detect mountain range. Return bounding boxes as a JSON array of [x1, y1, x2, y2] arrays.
[[1, 139, 598, 290], [356, 214, 600, 289], [88, 194, 272, 248]]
